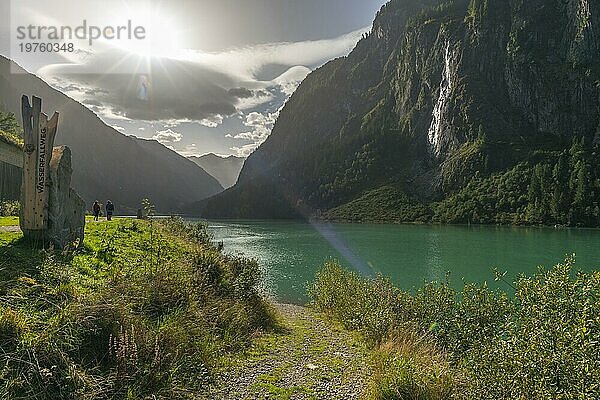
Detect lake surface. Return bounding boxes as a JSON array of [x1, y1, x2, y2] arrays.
[[203, 220, 600, 304]]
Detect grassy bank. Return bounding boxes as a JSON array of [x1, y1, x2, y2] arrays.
[[310, 260, 600, 399], [0, 217, 276, 399]]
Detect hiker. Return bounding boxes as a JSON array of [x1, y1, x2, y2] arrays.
[[93, 201, 101, 221], [106, 200, 115, 221]]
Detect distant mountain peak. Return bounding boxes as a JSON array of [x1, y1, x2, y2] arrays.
[[0, 56, 223, 212], [193, 153, 245, 161], [189, 153, 245, 189]]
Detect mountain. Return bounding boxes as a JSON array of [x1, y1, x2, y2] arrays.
[[189, 154, 245, 189], [198, 0, 600, 226], [0, 56, 223, 213]]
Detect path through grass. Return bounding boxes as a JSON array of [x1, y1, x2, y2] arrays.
[[0, 217, 374, 399], [207, 303, 370, 400]]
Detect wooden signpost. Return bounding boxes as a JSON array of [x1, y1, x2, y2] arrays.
[[21, 95, 59, 233]]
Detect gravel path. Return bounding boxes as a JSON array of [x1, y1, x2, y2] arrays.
[[205, 303, 371, 400]]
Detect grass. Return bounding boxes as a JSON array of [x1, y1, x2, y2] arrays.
[[207, 302, 371, 398], [5, 213, 596, 399], [323, 186, 431, 223], [310, 260, 600, 400], [0, 129, 23, 148], [0, 217, 277, 399], [0, 216, 19, 227], [368, 338, 456, 400]]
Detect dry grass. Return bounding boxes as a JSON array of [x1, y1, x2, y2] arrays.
[[367, 327, 461, 400]]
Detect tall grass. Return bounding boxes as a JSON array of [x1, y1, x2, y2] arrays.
[[310, 258, 600, 399], [0, 218, 276, 399]]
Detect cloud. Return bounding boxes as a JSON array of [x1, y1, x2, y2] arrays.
[[245, 111, 277, 127], [152, 129, 182, 144], [179, 28, 367, 82], [199, 114, 224, 128], [228, 87, 254, 98], [83, 99, 102, 106], [233, 129, 268, 141], [40, 54, 239, 121], [274, 66, 312, 95], [163, 120, 184, 128], [32, 26, 367, 158], [231, 143, 261, 157], [227, 110, 280, 153], [37, 28, 365, 122], [177, 144, 200, 157]]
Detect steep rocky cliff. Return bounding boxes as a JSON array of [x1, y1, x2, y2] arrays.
[[200, 0, 600, 225]]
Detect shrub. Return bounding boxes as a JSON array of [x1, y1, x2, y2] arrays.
[[0, 218, 277, 399], [310, 258, 599, 399], [0, 201, 20, 217]]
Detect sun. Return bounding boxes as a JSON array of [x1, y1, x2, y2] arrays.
[[116, 1, 185, 58]]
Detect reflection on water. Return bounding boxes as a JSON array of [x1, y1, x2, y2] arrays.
[[200, 220, 600, 305], [425, 231, 443, 283], [310, 222, 373, 276]]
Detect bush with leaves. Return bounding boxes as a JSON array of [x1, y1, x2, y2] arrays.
[[310, 258, 599, 399], [0, 201, 20, 217], [0, 218, 276, 399]]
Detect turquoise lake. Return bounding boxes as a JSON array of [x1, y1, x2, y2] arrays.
[[203, 220, 600, 304]]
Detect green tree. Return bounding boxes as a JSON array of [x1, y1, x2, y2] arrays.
[[569, 136, 585, 162], [0, 112, 21, 137], [573, 161, 590, 205], [551, 152, 570, 224], [527, 164, 551, 224], [527, 165, 542, 223]]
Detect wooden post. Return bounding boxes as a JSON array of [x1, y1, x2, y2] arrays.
[[20, 95, 59, 233]]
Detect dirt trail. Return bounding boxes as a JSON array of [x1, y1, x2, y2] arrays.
[[206, 303, 371, 400]]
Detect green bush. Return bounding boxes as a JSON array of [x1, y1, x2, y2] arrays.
[[0, 201, 20, 217], [0, 111, 23, 148], [0, 218, 277, 399], [310, 258, 600, 399]]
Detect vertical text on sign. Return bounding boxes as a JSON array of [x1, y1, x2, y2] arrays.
[[37, 126, 47, 194]]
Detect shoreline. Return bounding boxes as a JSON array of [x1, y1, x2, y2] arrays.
[[178, 215, 600, 231]]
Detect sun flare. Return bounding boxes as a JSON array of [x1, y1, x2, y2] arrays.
[[115, 1, 185, 58]]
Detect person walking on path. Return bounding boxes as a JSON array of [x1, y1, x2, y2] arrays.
[[93, 201, 101, 221], [106, 200, 115, 221]]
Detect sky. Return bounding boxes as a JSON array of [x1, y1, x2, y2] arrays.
[[1, 0, 387, 157]]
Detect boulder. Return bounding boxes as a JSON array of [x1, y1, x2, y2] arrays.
[[46, 146, 85, 249]]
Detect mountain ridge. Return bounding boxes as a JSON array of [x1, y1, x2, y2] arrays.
[[188, 153, 245, 189], [198, 0, 600, 226], [0, 56, 223, 212]]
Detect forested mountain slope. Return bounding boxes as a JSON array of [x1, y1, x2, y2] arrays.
[[199, 0, 600, 226]]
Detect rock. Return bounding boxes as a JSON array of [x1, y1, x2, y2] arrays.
[[46, 146, 85, 249]]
